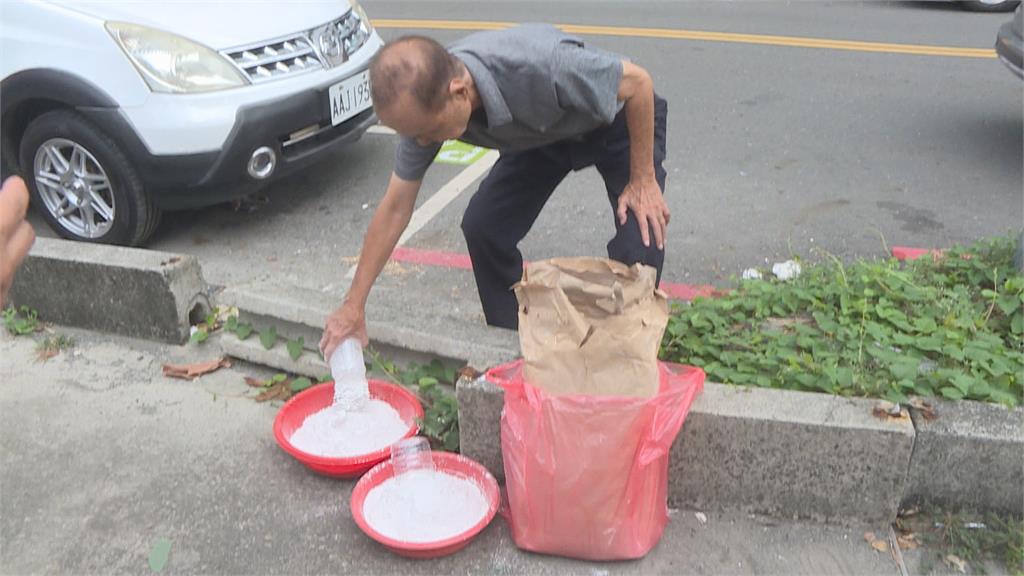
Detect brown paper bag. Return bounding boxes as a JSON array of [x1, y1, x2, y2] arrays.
[[513, 257, 669, 397]]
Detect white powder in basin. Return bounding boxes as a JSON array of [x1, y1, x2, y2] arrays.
[[290, 400, 408, 457], [363, 469, 490, 543]]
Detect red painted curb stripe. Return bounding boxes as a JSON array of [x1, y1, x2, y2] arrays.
[[892, 246, 944, 261], [389, 246, 717, 301], [391, 246, 474, 270], [660, 283, 719, 301]]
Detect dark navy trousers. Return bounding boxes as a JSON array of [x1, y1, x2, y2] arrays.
[[460, 95, 668, 329]]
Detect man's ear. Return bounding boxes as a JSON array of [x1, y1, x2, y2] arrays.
[[449, 74, 469, 100]]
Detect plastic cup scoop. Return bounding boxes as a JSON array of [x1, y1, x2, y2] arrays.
[[329, 338, 369, 411], [391, 436, 435, 476]]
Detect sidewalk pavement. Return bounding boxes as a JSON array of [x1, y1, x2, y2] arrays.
[[0, 326, 910, 575]]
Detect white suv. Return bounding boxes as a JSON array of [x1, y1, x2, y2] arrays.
[[0, 0, 382, 245]]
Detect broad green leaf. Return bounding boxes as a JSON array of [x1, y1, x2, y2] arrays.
[[271, 373, 287, 383], [289, 377, 313, 392], [260, 326, 277, 350], [940, 386, 965, 400], [914, 336, 943, 353], [997, 295, 1020, 316], [225, 315, 238, 332], [287, 337, 304, 361], [913, 317, 937, 333], [970, 380, 991, 398], [884, 389, 910, 404], [987, 388, 1019, 408], [964, 347, 993, 364], [190, 329, 209, 344], [235, 323, 254, 340], [442, 428, 459, 452], [950, 374, 976, 395], [941, 344, 965, 362], [148, 538, 172, 573], [837, 368, 854, 388]]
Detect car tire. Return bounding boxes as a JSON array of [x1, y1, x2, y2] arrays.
[[19, 109, 161, 246], [959, 0, 1020, 12]]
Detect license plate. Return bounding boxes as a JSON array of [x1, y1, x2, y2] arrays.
[[328, 70, 372, 126]]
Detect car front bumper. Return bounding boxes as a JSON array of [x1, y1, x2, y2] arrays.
[[81, 73, 378, 210]]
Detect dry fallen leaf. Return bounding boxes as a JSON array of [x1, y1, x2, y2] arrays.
[[863, 532, 888, 552], [35, 348, 59, 362], [160, 256, 182, 266], [944, 554, 967, 573], [457, 366, 483, 383], [908, 397, 938, 421], [244, 376, 266, 388], [162, 357, 231, 380], [255, 382, 291, 402], [896, 533, 920, 550]]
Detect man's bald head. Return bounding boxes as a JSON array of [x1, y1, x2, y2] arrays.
[[370, 36, 460, 114]]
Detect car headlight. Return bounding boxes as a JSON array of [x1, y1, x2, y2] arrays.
[[348, 0, 373, 52], [106, 22, 248, 93], [351, 0, 373, 34]]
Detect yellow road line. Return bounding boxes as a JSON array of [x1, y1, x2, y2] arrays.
[[372, 19, 997, 59]]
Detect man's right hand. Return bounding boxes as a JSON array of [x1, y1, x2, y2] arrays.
[[319, 172, 421, 361], [319, 301, 369, 361]]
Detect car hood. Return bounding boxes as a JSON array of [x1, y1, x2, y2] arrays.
[[46, 0, 352, 49]]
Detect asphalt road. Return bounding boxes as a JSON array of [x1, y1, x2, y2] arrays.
[[31, 1, 1024, 293]]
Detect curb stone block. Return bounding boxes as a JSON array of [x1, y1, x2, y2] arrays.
[[668, 386, 915, 525], [9, 238, 208, 343], [218, 282, 518, 370], [902, 398, 1024, 515]]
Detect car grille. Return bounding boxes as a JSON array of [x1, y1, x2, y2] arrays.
[[222, 9, 370, 84], [224, 35, 322, 82]]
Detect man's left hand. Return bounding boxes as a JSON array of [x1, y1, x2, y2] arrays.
[[617, 175, 670, 250]]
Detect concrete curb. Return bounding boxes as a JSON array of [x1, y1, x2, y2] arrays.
[[13, 245, 1018, 523], [222, 279, 1024, 523], [8, 238, 209, 343]]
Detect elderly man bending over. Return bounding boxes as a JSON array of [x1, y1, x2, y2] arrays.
[[320, 24, 670, 360]]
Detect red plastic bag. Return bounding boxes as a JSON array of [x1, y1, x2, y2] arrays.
[[488, 360, 704, 560]]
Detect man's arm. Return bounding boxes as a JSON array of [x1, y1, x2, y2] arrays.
[[319, 173, 420, 359], [616, 60, 670, 250]]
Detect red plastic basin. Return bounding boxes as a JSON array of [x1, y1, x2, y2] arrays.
[[273, 381, 423, 478], [350, 452, 501, 559]]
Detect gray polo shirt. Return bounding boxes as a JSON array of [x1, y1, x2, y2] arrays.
[[393, 23, 625, 182]]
